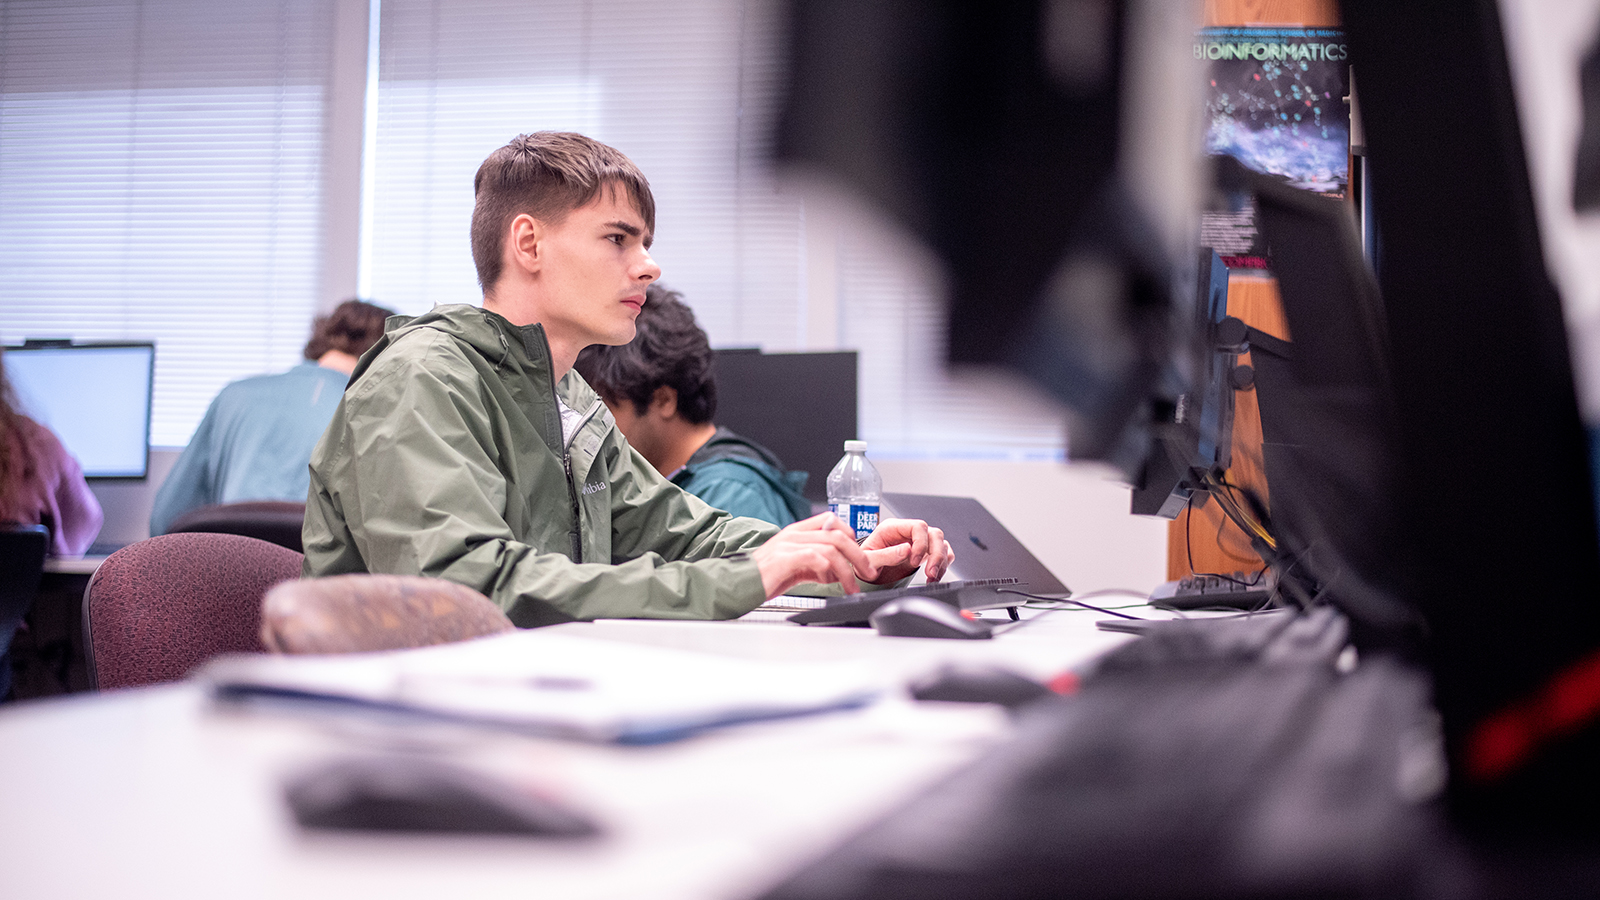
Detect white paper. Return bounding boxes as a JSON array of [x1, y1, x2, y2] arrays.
[[198, 629, 887, 744]]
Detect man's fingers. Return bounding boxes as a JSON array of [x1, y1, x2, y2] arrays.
[[788, 511, 843, 532], [864, 543, 911, 569], [754, 523, 882, 596], [827, 547, 860, 594], [906, 521, 930, 563], [925, 540, 953, 582], [922, 527, 950, 581], [796, 544, 863, 595]]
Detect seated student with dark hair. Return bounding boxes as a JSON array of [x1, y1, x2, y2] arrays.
[[574, 284, 810, 527], [302, 131, 951, 626], [150, 298, 395, 536]]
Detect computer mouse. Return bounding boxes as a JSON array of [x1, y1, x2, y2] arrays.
[[283, 754, 600, 837], [869, 596, 994, 640], [909, 663, 1054, 707]]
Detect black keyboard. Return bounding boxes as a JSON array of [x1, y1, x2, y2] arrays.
[[760, 607, 1443, 900], [1149, 570, 1277, 611], [787, 578, 1027, 627]]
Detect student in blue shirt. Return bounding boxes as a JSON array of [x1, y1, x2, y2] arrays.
[[574, 284, 812, 527], [149, 299, 394, 536]]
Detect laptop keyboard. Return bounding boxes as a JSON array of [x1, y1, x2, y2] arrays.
[[786, 578, 1022, 626]]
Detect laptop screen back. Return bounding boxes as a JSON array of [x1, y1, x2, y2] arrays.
[[882, 493, 1070, 596]]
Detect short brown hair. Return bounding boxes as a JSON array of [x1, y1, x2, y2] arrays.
[[470, 132, 656, 293], [303, 299, 395, 361]]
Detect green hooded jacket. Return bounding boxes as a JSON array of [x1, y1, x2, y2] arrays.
[[302, 304, 776, 627]]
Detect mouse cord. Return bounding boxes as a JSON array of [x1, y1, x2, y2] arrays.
[[996, 588, 1147, 620]]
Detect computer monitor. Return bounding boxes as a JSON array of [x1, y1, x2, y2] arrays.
[[776, 0, 1201, 480], [1224, 2, 1600, 833], [1212, 157, 1417, 634], [778, 0, 1600, 837], [3, 341, 155, 479], [1343, 1, 1600, 832], [1129, 247, 1240, 519], [710, 349, 857, 504]]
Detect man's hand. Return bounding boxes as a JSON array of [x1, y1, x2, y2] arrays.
[[860, 517, 953, 585], [752, 513, 955, 600], [753, 512, 884, 599]]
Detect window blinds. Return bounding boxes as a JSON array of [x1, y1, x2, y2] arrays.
[[369, 0, 1066, 458], [0, 0, 335, 447], [0, 0, 1065, 458], [368, 0, 805, 346]]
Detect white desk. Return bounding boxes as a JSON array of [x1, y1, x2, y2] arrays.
[[42, 555, 106, 576], [0, 604, 1145, 900]]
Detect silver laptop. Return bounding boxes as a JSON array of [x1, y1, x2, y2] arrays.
[[881, 493, 1071, 598]]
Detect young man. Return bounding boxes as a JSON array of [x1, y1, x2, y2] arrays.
[[302, 132, 949, 626], [151, 299, 394, 536], [574, 284, 811, 527]]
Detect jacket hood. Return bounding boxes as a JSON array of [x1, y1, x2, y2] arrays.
[[678, 427, 811, 510], [694, 427, 790, 473], [349, 304, 601, 411]]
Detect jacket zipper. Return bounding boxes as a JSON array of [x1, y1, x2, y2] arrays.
[[561, 399, 607, 563], [527, 325, 584, 564], [562, 450, 582, 563]]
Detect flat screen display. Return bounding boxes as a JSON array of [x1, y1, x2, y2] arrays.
[[4, 342, 155, 479]]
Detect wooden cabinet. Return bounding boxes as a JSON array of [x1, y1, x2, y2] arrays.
[[1203, 0, 1338, 26], [1170, 0, 1344, 580]]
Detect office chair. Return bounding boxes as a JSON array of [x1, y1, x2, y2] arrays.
[[83, 532, 304, 690], [0, 523, 49, 699], [261, 574, 514, 654], [165, 500, 307, 553]]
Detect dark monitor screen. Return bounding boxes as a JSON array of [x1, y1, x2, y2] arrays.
[[4, 341, 155, 479], [776, 0, 1191, 480], [1130, 247, 1238, 519], [1238, 1, 1600, 830], [1224, 158, 1413, 632], [1343, 1, 1600, 828], [710, 349, 857, 504]]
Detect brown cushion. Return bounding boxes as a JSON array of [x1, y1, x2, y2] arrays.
[[261, 574, 515, 654]]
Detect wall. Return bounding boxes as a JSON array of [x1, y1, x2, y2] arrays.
[[88, 448, 180, 548]]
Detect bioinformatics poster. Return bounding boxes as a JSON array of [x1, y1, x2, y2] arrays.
[[1197, 27, 1350, 269]]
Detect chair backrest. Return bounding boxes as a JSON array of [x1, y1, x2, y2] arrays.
[[165, 500, 306, 553], [84, 532, 304, 690], [0, 523, 49, 623], [261, 574, 515, 654], [0, 524, 49, 696]]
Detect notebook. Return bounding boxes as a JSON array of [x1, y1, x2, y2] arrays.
[[881, 493, 1072, 598]]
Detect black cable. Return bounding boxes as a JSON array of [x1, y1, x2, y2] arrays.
[[997, 588, 1146, 620], [1062, 589, 1152, 602], [1019, 600, 1149, 616], [1182, 488, 1269, 589], [1184, 490, 1199, 578]]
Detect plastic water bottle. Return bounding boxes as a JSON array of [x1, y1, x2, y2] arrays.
[[827, 440, 882, 541]]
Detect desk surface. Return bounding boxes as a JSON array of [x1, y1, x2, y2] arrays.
[[0, 604, 1145, 900], [42, 555, 106, 576]]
